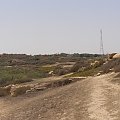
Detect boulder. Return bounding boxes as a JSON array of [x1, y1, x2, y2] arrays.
[[113, 54, 120, 59], [108, 53, 117, 59]]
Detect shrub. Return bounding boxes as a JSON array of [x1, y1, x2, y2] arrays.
[[57, 69, 69, 76], [93, 60, 104, 68], [68, 68, 99, 77], [70, 60, 90, 72]]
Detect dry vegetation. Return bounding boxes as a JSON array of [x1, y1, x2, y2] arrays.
[[100, 58, 120, 73], [0, 53, 104, 89], [2, 53, 120, 97]]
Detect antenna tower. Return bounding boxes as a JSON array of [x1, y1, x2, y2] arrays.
[[100, 29, 104, 55]]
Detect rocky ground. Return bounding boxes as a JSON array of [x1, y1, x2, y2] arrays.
[[0, 73, 120, 120]]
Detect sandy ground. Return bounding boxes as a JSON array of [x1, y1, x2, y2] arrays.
[[0, 73, 120, 120]]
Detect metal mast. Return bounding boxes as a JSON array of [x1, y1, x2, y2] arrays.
[[100, 29, 104, 55]]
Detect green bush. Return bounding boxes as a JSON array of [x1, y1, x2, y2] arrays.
[[67, 68, 99, 77], [0, 66, 50, 86]]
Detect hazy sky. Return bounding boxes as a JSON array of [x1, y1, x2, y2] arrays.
[[0, 0, 120, 55]]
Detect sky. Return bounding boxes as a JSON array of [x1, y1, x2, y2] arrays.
[[0, 0, 120, 55]]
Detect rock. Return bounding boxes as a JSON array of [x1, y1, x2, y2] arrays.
[[0, 86, 11, 96], [35, 87, 46, 91], [113, 53, 120, 59], [10, 85, 31, 97], [109, 53, 117, 59]]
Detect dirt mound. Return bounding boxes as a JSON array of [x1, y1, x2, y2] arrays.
[[27, 78, 83, 93], [0, 85, 11, 96], [46, 79, 77, 88], [101, 58, 120, 73], [10, 85, 31, 97], [0, 78, 84, 97]]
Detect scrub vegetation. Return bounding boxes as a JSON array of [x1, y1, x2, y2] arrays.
[[0, 53, 105, 86]]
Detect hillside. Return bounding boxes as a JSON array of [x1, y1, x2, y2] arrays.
[[0, 54, 120, 119], [0, 73, 120, 120]]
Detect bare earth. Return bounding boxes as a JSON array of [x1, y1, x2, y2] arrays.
[[0, 73, 120, 120]]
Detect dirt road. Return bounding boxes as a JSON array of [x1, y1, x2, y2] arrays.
[[0, 73, 120, 120]]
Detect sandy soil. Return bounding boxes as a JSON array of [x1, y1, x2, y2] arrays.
[[0, 73, 120, 120]]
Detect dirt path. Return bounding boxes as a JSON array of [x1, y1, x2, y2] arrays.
[[0, 73, 120, 120]]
